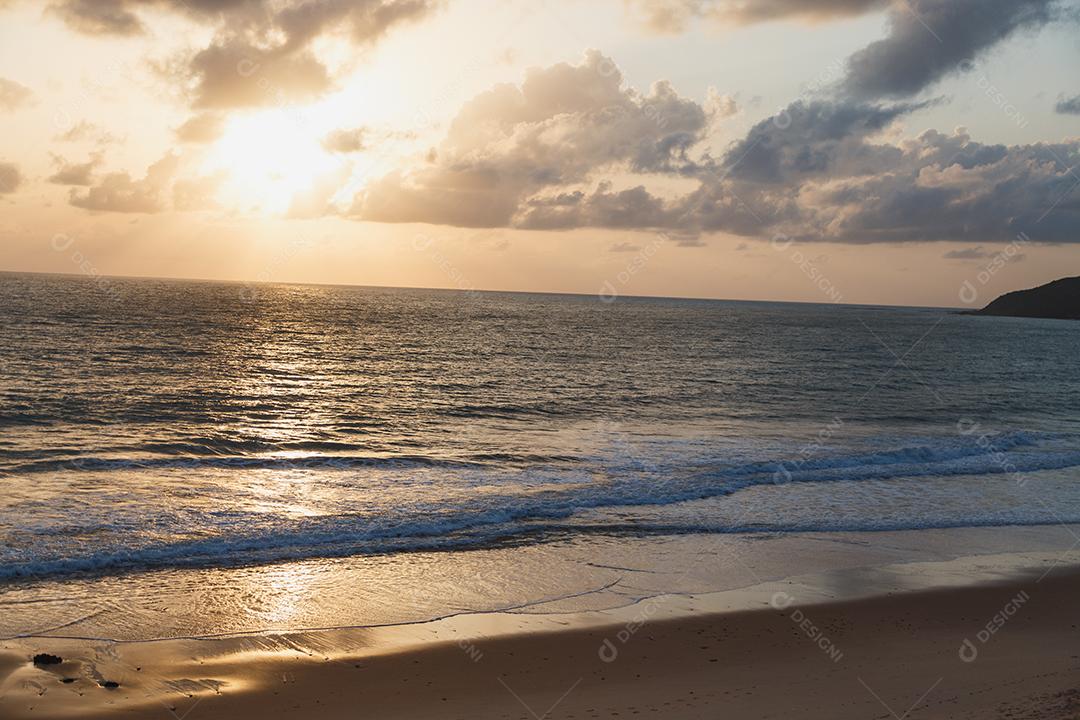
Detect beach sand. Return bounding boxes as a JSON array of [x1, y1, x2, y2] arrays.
[[3, 556, 1079, 720]]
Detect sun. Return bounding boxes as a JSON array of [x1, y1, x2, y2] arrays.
[[203, 110, 345, 215]]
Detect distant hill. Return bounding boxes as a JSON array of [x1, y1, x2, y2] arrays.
[[972, 276, 1080, 320]]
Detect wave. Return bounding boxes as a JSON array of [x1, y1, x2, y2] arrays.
[[726, 430, 1045, 484], [4, 503, 1080, 583], [3, 431, 1079, 582], [0, 412, 53, 428], [3, 431, 1047, 475], [5, 453, 489, 473]]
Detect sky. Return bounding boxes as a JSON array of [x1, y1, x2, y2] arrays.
[[0, 0, 1078, 308]]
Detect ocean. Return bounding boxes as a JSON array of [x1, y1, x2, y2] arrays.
[[2, 272, 1079, 640]]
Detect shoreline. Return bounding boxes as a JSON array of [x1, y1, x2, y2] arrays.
[[3, 547, 1079, 719], [4, 522, 1077, 646]]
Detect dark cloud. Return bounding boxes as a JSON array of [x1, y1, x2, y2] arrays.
[[517, 184, 675, 231], [47, 0, 144, 35], [0, 77, 34, 111], [175, 112, 226, 143], [720, 99, 929, 184], [649, 112, 1080, 244], [323, 127, 367, 153], [185, 41, 333, 109], [351, 53, 1080, 244], [841, 0, 1059, 99], [1056, 94, 1080, 115], [343, 39, 1080, 241], [497, 98, 943, 237], [0, 162, 21, 194], [69, 153, 179, 213], [626, 0, 886, 32], [764, 126, 1080, 244], [48, 153, 103, 186], [274, 0, 434, 49], [355, 51, 711, 227], [46, 0, 253, 36], [352, 52, 1080, 241], [631, 0, 1064, 102], [45, 0, 435, 42]]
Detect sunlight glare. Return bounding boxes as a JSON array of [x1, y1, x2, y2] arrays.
[[205, 110, 344, 215]]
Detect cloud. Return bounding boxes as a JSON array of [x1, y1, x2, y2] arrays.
[[669, 231, 706, 246], [944, 245, 1027, 261], [41, 1, 438, 112], [841, 0, 1059, 99], [175, 112, 226, 143], [942, 245, 990, 259], [47, 0, 144, 35], [46, 0, 253, 36], [625, 0, 886, 32], [323, 127, 367, 153], [48, 153, 103, 185], [54, 120, 117, 145], [0, 162, 21, 194], [0, 77, 34, 111], [517, 184, 677, 231], [1056, 93, 1080, 115], [648, 107, 1079, 244], [626, 0, 1066, 104], [355, 50, 711, 227], [773, 126, 1080, 244], [504, 98, 936, 236], [610, 241, 642, 252], [69, 153, 180, 212], [330, 49, 1080, 244], [273, 0, 435, 48], [184, 41, 333, 109], [704, 88, 738, 118], [355, 66, 1080, 244], [130, 1, 436, 110], [719, 99, 930, 184]]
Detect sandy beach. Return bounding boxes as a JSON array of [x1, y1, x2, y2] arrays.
[[3, 553, 1079, 720]]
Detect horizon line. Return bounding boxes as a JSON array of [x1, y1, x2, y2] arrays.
[[0, 267, 970, 311]]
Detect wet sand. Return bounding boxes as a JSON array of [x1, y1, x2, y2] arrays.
[[3, 557, 1079, 719]]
